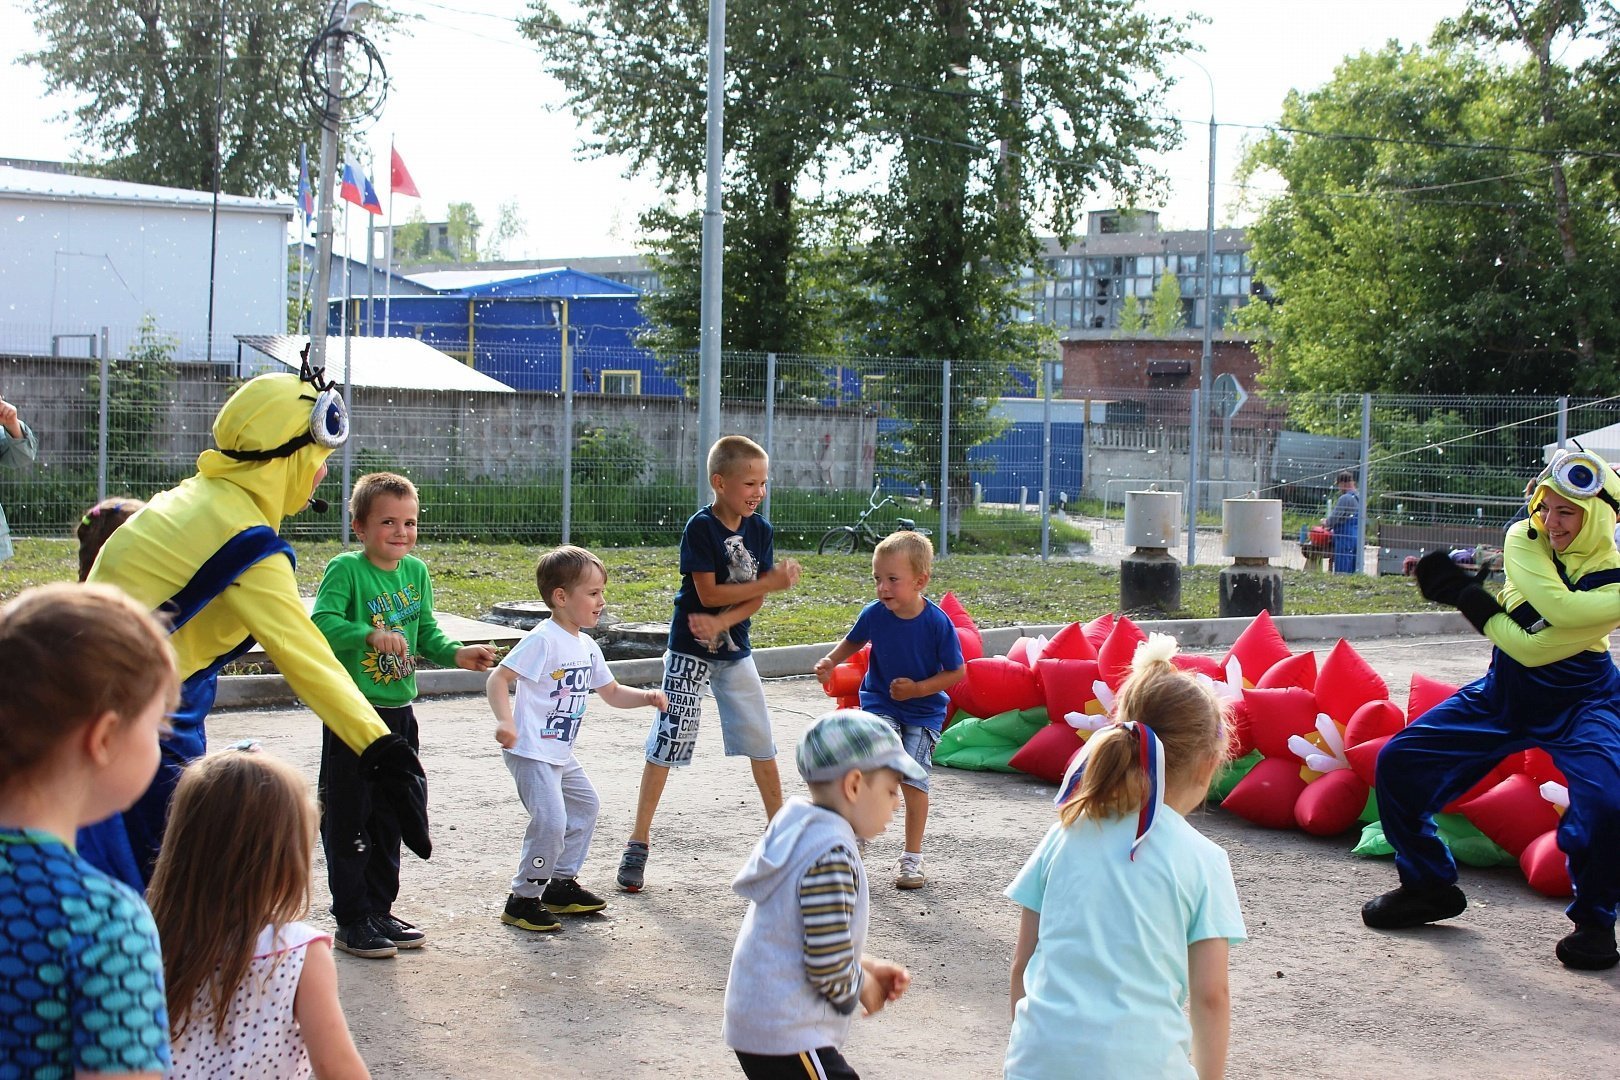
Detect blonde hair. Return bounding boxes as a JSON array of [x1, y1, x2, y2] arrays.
[[147, 748, 318, 1041], [350, 471, 418, 525], [873, 530, 932, 577], [707, 435, 767, 481], [536, 545, 607, 607], [0, 583, 177, 788], [1059, 636, 1225, 827], [76, 497, 145, 581]]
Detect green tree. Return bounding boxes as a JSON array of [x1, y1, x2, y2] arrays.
[[446, 202, 481, 262], [392, 206, 431, 265], [484, 200, 527, 261], [1148, 270, 1185, 336], [1236, 29, 1620, 396], [1116, 294, 1145, 335], [24, 0, 392, 196]]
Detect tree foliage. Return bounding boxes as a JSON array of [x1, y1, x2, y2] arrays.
[[1237, 1, 1620, 396], [24, 0, 389, 197], [1148, 270, 1185, 336]]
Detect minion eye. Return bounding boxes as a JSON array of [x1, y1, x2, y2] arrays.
[[310, 388, 349, 449]]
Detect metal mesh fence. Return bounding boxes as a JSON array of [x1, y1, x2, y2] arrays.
[[3, 333, 1610, 569]]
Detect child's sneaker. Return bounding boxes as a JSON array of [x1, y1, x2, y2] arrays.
[[617, 841, 649, 892], [542, 877, 608, 914], [501, 893, 561, 932], [334, 917, 399, 958], [373, 912, 427, 949], [894, 853, 926, 890]]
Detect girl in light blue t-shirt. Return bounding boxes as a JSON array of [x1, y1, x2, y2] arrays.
[[1006, 635, 1246, 1080]]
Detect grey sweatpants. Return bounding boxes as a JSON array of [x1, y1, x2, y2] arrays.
[[503, 751, 600, 896]]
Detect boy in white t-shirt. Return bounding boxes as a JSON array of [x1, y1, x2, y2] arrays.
[[487, 546, 668, 931]]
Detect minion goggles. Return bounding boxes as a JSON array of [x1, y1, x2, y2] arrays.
[[1534, 450, 1619, 514], [219, 355, 349, 462]]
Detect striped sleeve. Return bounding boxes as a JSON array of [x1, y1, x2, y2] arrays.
[[799, 845, 862, 1015]]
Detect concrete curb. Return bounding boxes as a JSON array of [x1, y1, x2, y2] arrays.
[[212, 609, 1472, 709]]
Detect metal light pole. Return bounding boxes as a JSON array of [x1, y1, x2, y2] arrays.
[[1184, 57, 1217, 516], [695, 0, 726, 506]]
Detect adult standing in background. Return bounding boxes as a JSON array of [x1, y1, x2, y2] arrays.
[[0, 393, 40, 562], [1322, 470, 1361, 574]]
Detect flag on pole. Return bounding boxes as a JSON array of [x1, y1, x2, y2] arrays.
[[340, 161, 383, 215], [297, 143, 315, 225], [390, 144, 421, 198]]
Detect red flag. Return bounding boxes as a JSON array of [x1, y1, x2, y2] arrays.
[[391, 145, 420, 198]]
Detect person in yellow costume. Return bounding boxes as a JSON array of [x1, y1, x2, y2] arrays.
[[1366, 449, 1620, 970], [78, 361, 429, 890]]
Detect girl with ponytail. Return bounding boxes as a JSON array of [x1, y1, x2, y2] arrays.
[[1004, 634, 1246, 1080]]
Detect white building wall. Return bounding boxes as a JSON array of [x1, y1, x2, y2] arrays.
[[0, 191, 290, 362]]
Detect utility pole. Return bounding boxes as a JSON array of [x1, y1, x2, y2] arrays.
[[695, 0, 725, 506]]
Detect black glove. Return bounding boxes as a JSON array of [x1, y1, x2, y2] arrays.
[[1416, 550, 1502, 633], [361, 733, 432, 860]]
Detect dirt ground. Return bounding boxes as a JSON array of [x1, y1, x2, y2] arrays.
[[208, 629, 1620, 1079]]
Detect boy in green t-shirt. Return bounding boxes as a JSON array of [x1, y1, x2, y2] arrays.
[[312, 472, 497, 958]]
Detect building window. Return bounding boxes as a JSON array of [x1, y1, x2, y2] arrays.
[[601, 369, 641, 395]]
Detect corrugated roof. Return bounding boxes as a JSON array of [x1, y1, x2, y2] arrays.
[[0, 164, 293, 214], [236, 335, 514, 393], [406, 266, 639, 298]]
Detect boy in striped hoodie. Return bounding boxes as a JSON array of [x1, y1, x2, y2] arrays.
[[721, 710, 916, 1079]]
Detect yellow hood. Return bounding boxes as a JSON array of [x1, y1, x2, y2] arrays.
[[197, 372, 334, 522], [1501, 455, 1620, 610]]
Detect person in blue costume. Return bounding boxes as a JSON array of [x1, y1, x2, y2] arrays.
[[79, 358, 428, 891], [1365, 449, 1620, 970]]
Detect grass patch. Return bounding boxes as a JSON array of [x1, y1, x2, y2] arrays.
[[5, 537, 1429, 648]]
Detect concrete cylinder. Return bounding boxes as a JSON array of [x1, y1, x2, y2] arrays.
[[1222, 499, 1283, 559], [1124, 490, 1182, 549], [1121, 548, 1182, 614], [1219, 564, 1284, 618]]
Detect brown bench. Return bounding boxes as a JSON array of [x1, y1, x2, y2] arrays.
[[1376, 523, 1508, 577]]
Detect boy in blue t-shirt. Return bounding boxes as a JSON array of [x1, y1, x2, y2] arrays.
[[616, 435, 802, 892], [815, 531, 964, 889]]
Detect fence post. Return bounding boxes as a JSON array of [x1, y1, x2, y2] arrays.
[[96, 335, 109, 503], [763, 352, 776, 525], [1357, 392, 1371, 575], [1041, 359, 1052, 563], [1557, 396, 1569, 450], [1186, 389, 1200, 567], [561, 302, 573, 546], [939, 359, 951, 559]]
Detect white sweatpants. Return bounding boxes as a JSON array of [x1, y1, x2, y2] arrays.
[[503, 752, 600, 896]]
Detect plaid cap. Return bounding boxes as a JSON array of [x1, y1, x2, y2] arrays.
[[797, 709, 928, 784]]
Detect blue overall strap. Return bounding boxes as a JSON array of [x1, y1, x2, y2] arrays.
[[162, 525, 296, 633], [1508, 560, 1620, 631]]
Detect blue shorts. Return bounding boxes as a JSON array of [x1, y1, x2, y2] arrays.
[[644, 652, 776, 767], [884, 717, 939, 793]]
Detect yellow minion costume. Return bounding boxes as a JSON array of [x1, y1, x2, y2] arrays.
[[1367, 450, 1620, 969], [79, 365, 429, 889]]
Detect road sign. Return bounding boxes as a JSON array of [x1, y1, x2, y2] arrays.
[[1212, 372, 1248, 419]]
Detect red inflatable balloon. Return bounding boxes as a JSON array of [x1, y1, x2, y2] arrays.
[[1344, 699, 1405, 750], [1045, 621, 1098, 661], [1081, 612, 1116, 652], [939, 592, 984, 662], [1221, 610, 1292, 686], [1256, 650, 1317, 691], [1345, 733, 1391, 787], [1172, 653, 1225, 680], [1406, 672, 1460, 722], [1036, 658, 1103, 727], [1314, 639, 1388, 726], [1242, 686, 1320, 760], [1457, 773, 1562, 857], [1294, 769, 1370, 836], [1097, 615, 1147, 690], [953, 656, 1042, 720], [1520, 829, 1573, 897], [1441, 756, 1519, 815], [1221, 756, 1310, 829], [1008, 722, 1085, 784], [1521, 747, 1568, 788], [1224, 698, 1256, 760]]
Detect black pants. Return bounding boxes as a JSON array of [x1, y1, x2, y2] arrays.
[[735, 1047, 858, 1080], [320, 704, 416, 926]]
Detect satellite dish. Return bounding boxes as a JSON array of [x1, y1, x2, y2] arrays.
[[1212, 372, 1247, 419]]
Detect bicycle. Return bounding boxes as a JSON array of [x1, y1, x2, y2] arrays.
[[816, 480, 931, 555]]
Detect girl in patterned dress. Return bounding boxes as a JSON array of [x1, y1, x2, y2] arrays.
[[150, 746, 370, 1078]]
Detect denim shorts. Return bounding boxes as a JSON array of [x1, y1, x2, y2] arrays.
[[884, 717, 939, 793], [644, 651, 776, 768]]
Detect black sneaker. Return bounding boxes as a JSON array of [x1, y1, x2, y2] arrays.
[[501, 893, 561, 933], [1556, 923, 1619, 970], [617, 841, 649, 892], [335, 917, 398, 958], [542, 877, 608, 915], [373, 913, 427, 949], [1361, 883, 1467, 929]]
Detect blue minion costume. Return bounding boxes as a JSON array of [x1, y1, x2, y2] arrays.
[[1367, 450, 1620, 969], [78, 363, 429, 890]]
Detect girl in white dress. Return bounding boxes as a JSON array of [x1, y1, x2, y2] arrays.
[[148, 745, 370, 1078]]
